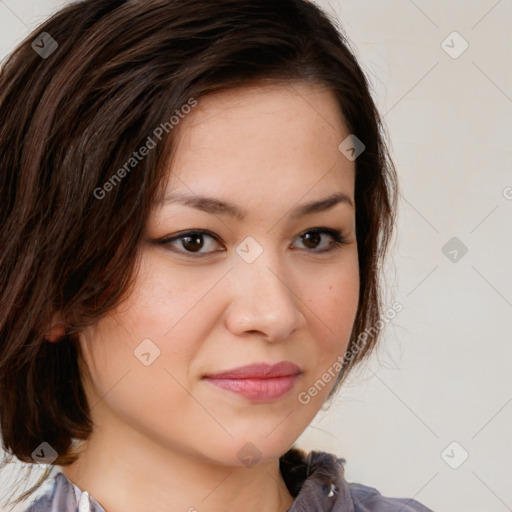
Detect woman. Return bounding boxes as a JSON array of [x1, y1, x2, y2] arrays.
[[0, 1, 434, 511]]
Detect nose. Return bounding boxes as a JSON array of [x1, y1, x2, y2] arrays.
[[224, 250, 306, 342]]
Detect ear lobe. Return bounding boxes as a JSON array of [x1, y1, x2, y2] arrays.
[[45, 312, 66, 342]]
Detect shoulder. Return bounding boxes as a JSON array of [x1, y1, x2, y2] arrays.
[[21, 471, 106, 512], [348, 482, 435, 512], [279, 446, 435, 512], [19, 472, 61, 512]]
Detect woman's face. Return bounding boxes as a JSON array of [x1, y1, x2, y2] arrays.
[[79, 81, 359, 466]]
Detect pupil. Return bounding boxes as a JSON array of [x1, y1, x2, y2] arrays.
[[183, 235, 203, 252], [303, 232, 320, 249]]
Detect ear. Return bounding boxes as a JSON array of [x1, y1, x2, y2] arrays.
[[45, 312, 66, 342]]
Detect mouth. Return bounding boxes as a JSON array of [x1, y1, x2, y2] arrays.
[[203, 361, 302, 402]]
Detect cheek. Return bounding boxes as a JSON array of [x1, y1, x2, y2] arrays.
[[303, 258, 359, 361], [78, 251, 232, 412], [78, 313, 198, 433], [306, 257, 359, 323], [321, 270, 359, 315], [108, 252, 226, 344], [294, 266, 359, 408]]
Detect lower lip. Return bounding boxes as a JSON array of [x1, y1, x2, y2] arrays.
[[204, 374, 300, 402]]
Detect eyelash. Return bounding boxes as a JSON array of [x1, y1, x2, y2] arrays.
[[155, 227, 349, 257]]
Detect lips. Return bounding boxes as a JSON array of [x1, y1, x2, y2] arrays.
[[203, 361, 302, 402], [203, 361, 301, 379]]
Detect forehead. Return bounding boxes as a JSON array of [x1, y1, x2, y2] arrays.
[[174, 81, 348, 152], [159, 81, 355, 216]]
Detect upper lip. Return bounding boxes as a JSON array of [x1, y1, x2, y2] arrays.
[[203, 361, 302, 379]]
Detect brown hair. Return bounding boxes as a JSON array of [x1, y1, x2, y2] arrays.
[[0, 0, 397, 506]]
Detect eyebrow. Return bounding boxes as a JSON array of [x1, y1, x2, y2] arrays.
[[160, 191, 354, 221]]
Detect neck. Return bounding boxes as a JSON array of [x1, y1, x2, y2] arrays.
[[62, 409, 295, 512]]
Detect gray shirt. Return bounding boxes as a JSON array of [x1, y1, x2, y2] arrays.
[[23, 447, 435, 512]]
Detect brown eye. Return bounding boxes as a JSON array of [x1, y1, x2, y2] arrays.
[[301, 231, 321, 249], [180, 234, 205, 252], [158, 230, 223, 256], [156, 227, 348, 258], [293, 228, 348, 253]]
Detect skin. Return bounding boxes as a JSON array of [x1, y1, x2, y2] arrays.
[[50, 81, 360, 512]]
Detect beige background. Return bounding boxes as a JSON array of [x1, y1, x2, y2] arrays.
[[1, 1, 511, 511]]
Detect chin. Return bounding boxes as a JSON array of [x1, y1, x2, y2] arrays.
[[193, 437, 294, 468]]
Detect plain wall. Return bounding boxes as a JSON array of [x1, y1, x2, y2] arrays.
[[1, 1, 511, 511]]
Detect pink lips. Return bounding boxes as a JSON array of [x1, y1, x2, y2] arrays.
[[203, 361, 302, 402]]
